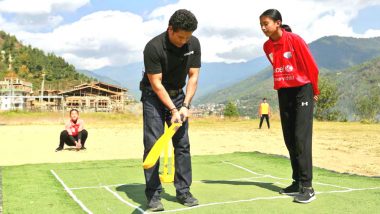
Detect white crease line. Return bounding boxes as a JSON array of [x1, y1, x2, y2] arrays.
[[222, 161, 263, 176], [318, 186, 380, 194], [71, 183, 141, 190], [195, 176, 266, 183], [104, 186, 146, 214], [161, 186, 380, 213], [313, 181, 352, 190], [50, 170, 93, 214], [70, 176, 266, 190], [160, 195, 291, 213], [223, 161, 353, 190]]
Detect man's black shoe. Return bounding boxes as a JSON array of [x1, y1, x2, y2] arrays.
[[294, 187, 316, 203], [176, 192, 199, 207], [147, 196, 164, 212], [279, 181, 300, 195], [55, 147, 63, 152], [81, 146, 87, 150]]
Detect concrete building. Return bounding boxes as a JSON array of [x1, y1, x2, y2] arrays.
[[0, 72, 33, 110]]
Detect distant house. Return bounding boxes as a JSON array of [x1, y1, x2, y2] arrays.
[[58, 82, 130, 112], [0, 72, 33, 110]]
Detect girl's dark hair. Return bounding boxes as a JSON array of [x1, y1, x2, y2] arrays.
[[260, 9, 292, 32], [260, 9, 282, 22], [281, 24, 292, 32], [70, 109, 79, 115], [169, 9, 198, 32]]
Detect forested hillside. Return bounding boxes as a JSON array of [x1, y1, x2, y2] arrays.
[[0, 31, 93, 90]]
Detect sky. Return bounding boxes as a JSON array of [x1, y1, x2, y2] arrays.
[[0, 0, 380, 70]]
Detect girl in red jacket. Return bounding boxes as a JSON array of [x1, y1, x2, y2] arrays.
[[260, 9, 319, 203]]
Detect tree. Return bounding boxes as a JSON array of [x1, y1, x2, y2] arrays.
[[315, 77, 341, 121], [224, 101, 239, 117], [354, 88, 380, 122]]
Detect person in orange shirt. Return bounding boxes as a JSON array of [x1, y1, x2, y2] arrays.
[[258, 98, 271, 129], [55, 109, 88, 152]]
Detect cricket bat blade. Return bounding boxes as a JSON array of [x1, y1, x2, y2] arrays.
[[143, 123, 181, 169]]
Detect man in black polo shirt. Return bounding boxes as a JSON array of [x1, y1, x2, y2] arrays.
[[140, 9, 201, 211]]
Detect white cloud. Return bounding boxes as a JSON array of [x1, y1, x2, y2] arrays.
[[1, 0, 380, 70], [0, 0, 89, 31], [16, 10, 163, 70], [148, 0, 380, 63], [62, 53, 111, 71], [0, 0, 89, 14]]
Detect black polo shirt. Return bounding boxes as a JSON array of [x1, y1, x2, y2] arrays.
[[141, 31, 201, 90]]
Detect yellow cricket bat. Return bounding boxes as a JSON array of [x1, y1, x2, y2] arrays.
[[143, 122, 182, 169]]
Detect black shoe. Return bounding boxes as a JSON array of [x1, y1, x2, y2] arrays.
[[55, 147, 63, 152], [147, 196, 164, 212], [81, 146, 86, 150], [279, 181, 300, 195], [294, 187, 316, 204], [176, 192, 199, 207]]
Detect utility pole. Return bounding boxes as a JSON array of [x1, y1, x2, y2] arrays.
[[40, 71, 46, 109]]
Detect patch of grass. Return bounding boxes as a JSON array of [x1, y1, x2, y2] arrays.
[[2, 152, 379, 213], [0, 111, 140, 126]]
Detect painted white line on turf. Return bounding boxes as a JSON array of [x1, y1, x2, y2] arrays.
[[50, 170, 93, 214], [223, 161, 353, 190], [160, 195, 291, 213], [318, 186, 380, 194], [222, 161, 263, 176], [69, 176, 266, 190], [70, 183, 141, 190], [104, 186, 146, 214], [313, 181, 352, 190], [160, 186, 380, 213]]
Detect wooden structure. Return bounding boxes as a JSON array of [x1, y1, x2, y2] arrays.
[[59, 82, 129, 112], [31, 89, 63, 111]]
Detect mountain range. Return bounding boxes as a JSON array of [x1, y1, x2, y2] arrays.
[[86, 36, 380, 104], [3, 28, 379, 120], [86, 56, 269, 99], [196, 36, 380, 119]]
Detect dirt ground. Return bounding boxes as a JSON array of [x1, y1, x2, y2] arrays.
[[0, 118, 379, 177]]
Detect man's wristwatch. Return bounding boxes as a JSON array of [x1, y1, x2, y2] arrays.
[[182, 102, 190, 109]]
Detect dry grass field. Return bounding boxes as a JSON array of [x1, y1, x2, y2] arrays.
[[0, 112, 379, 176]]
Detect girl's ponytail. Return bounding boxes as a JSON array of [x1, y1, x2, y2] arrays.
[[281, 24, 292, 32]]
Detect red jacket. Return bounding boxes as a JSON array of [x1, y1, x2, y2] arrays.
[[263, 29, 320, 95], [65, 119, 84, 137]]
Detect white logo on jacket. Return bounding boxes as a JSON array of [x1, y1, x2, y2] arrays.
[[285, 65, 294, 72], [283, 51, 292, 59], [301, 102, 308, 106]]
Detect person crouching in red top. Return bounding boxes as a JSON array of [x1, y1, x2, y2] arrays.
[[260, 9, 319, 204], [55, 109, 88, 152]]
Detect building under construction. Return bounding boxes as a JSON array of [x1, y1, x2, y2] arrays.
[[0, 77, 131, 112], [58, 82, 130, 112]]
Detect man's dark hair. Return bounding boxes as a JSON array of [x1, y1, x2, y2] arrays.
[[70, 109, 79, 115], [169, 9, 198, 32], [263, 98, 267, 101]]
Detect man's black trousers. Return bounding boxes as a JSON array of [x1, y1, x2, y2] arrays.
[[259, 114, 270, 129], [141, 89, 191, 200], [278, 83, 314, 187]]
